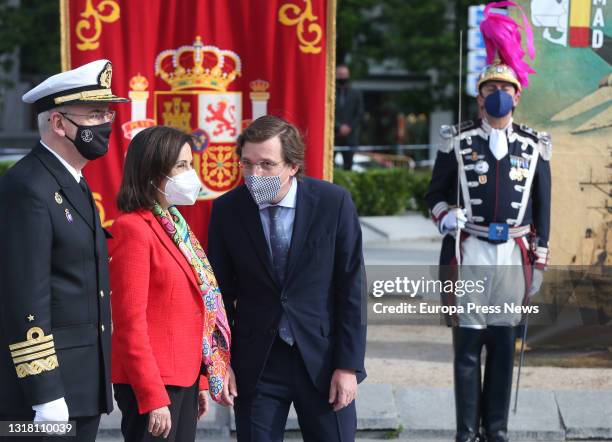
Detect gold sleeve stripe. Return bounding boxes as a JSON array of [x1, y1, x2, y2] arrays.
[[15, 355, 59, 379], [9, 327, 53, 351], [10, 341, 55, 358], [12, 348, 57, 364], [9, 334, 53, 351]]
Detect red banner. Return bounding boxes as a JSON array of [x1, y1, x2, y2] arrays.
[[60, 0, 336, 245]]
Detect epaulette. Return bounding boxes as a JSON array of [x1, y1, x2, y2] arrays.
[[514, 123, 540, 141], [438, 120, 478, 153], [515, 123, 552, 161], [439, 120, 477, 139]]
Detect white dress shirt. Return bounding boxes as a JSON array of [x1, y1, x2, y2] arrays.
[[40, 140, 82, 183]]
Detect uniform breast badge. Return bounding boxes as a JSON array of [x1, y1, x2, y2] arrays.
[[65, 208, 74, 223], [510, 155, 529, 181], [521, 167, 530, 179], [475, 160, 489, 175], [54, 192, 63, 204]]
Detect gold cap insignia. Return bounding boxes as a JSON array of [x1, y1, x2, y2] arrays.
[[99, 62, 113, 88]]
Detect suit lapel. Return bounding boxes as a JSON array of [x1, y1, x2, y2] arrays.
[[236, 186, 278, 287], [33, 144, 94, 231], [62, 185, 94, 230], [139, 211, 203, 298], [92, 192, 102, 257], [285, 179, 317, 282]]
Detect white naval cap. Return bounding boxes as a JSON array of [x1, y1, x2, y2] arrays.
[[22, 59, 129, 114]]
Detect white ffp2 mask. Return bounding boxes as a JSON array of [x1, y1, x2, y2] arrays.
[[161, 169, 202, 205]]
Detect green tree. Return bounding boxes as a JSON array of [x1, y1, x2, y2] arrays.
[[0, 0, 59, 121], [337, 0, 485, 112], [0, 0, 60, 79], [335, 0, 380, 78], [18, 0, 61, 75], [0, 0, 26, 84]]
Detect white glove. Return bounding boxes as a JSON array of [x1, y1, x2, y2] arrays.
[[440, 208, 467, 234], [32, 397, 69, 434], [528, 268, 544, 297]]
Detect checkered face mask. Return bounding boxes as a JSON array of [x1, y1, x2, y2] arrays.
[[244, 175, 281, 206]]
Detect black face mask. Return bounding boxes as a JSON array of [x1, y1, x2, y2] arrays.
[[336, 78, 349, 87], [62, 115, 112, 160]]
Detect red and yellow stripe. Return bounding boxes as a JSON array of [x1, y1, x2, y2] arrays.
[[569, 0, 591, 47]]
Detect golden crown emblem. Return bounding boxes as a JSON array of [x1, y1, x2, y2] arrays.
[[249, 79, 270, 101], [155, 36, 241, 92], [250, 79, 269, 92], [129, 73, 149, 91]]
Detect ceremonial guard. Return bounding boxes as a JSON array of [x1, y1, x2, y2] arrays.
[[0, 60, 128, 441], [426, 4, 551, 442]]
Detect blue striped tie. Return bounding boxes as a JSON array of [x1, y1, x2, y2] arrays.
[[268, 206, 294, 345]]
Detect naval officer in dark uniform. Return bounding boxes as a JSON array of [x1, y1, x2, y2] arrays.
[[426, 59, 551, 442], [0, 59, 128, 441]]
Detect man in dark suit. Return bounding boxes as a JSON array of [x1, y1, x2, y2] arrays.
[[0, 60, 128, 441], [334, 64, 364, 171], [208, 115, 367, 441]]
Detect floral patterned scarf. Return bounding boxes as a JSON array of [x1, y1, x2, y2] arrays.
[[152, 203, 231, 401]]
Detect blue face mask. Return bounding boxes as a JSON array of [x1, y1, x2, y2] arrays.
[[483, 89, 514, 118]]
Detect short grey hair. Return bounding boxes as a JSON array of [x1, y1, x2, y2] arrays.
[[37, 106, 66, 134]]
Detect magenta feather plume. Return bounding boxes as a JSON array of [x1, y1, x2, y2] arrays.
[[479, 1, 536, 89]]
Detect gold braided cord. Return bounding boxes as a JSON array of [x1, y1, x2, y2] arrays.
[[15, 355, 59, 379], [54, 88, 113, 104]]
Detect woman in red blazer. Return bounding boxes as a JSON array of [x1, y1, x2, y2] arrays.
[[109, 126, 235, 442]]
